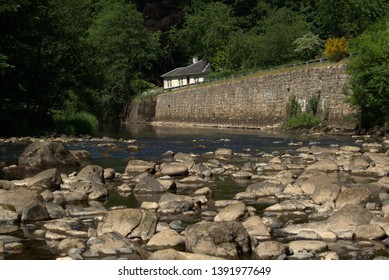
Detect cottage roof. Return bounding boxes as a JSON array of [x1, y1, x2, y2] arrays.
[[161, 60, 210, 78]]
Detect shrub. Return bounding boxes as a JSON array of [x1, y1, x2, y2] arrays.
[[324, 37, 348, 62], [283, 112, 321, 129], [308, 95, 319, 115], [293, 32, 323, 60], [53, 111, 99, 136], [286, 94, 301, 118]]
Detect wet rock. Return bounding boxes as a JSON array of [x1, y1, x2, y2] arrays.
[[327, 204, 374, 232], [245, 181, 284, 197], [133, 174, 165, 194], [194, 187, 212, 197], [19, 141, 78, 169], [69, 150, 91, 161], [232, 171, 252, 180], [96, 208, 157, 242], [125, 160, 156, 174], [146, 229, 185, 251], [214, 202, 248, 222], [306, 159, 338, 172], [158, 193, 195, 214], [83, 232, 133, 257], [88, 183, 108, 200], [253, 241, 287, 260], [335, 186, 372, 209], [161, 163, 189, 176], [289, 240, 328, 254], [241, 216, 270, 240], [174, 152, 196, 162], [265, 199, 316, 212], [68, 248, 83, 260], [4, 242, 24, 254], [355, 224, 386, 240], [0, 205, 18, 223], [75, 165, 105, 184], [184, 221, 251, 259], [147, 248, 224, 260]]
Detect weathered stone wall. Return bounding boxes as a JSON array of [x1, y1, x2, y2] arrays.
[[155, 64, 353, 128]]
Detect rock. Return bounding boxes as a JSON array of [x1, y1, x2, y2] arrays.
[[68, 248, 83, 260], [306, 159, 338, 172], [133, 174, 165, 193], [4, 242, 24, 254], [214, 202, 247, 222], [26, 168, 62, 190], [19, 141, 78, 169], [215, 148, 232, 157], [194, 187, 212, 197], [289, 240, 328, 254], [0, 180, 15, 190], [158, 193, 195, 214], [265, 199, 316, 212], [0, 205, 18, 223], [0, 188, 40, 214], [103, 168, 115, 180], [88, 183, 108, 200], [146, 229, 185, 251], [46, 202, 65, 219], [335, 186, 372, 209], [299, 174, 338, 195], [0, 240, 3, 253], [184, 221, 251, 259], [125, 160, 156, 174], [327, 204, 373, 232], [58, 238, 86, 254], [241, 216, 270, 240], [340, 146, 361, 153], [312, 181, 341, 204], [21, 198, 49, 222], [253, 241, 287, 260], [296, 230, 322, 240], [140, 202, 159, 211], [174, 152, 195, 162], [355, 224, 386, 240], [232, 171, 252, 180], [318, 251, 339, 260], [147, 248, 187, 260], [161, 163, 188, 176], [75, 165, 105, 184], [245, 181, 284, 197], [83, 232, 133, 257], [96, 208, 157, 241], [69, 150, 91, 161]]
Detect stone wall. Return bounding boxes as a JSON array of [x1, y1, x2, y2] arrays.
[[154, 64, 354, 128]]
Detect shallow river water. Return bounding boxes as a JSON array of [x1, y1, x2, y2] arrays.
[[1, 124, 387, 260]]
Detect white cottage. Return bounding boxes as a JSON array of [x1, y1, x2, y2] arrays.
[[161, 58, 211, 89]]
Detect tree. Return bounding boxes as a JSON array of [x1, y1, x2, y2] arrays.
[[316, 0, 389, 38], [0, 0, 94, 135], [293, 32, 323, 60], [171, 2, 236, 62], [347, 17, 389, 130], [324, 37, 348, 62], [87, 0, 160, 122]]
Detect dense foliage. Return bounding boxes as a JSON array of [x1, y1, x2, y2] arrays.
[[0, 0, 388, 135], [347, 16, 389, 130]]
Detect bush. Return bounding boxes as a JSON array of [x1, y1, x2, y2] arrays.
[[324, 37, 348, 62], [283, 112, 321, 129], [53, 111, 99, 136], [286, 94, 301, 118]]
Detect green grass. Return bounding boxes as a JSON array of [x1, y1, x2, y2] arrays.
[[53, 111, 99, 136], [283, 112, 321, 129]]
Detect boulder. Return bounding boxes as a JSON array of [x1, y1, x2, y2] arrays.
[[253, 241, 287, 260], [27, 168, 62, 190], [103, 168, 115, 180], [125, 160, 156, 174], [75, 165, 105, 184], [146, 229, 185, 251], [214, 202, 247, 222], [327, 204, 373, 232], [312, 181, 341, 204], [245, 181, 284, 197], [335, 186, 372, 209], [133, 174, 165, 193], [241, 216, 271, 240], [355, 224, 386, 240], [0, 180, 15, 190], [96, 208, 157, 241], [184, 221, 251, 259], [83, 232, 133, 257], [306, 159, 338, 172], [0, 188, 37, 214], [21, 198, 49, 222], [288, 240, 328, 254], [158, 193, 195, 214], [215, 148, 233, 157], [0, 205, 18, 223], [161, 163, 189, 176], [19, 141, 78, 169]]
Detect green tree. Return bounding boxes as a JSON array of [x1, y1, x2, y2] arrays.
[[171, 2, 236, 62], [347, 17, 389, 130], [87, 0, 160, 122], [316, 0, 389, 38], [0, 0, 94, 135], [293, 32, 323, 60]]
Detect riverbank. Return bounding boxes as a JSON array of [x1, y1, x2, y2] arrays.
[[1, 128, 389, 260]]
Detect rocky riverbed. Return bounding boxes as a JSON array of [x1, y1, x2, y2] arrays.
[[1, 135, 389, 260]]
